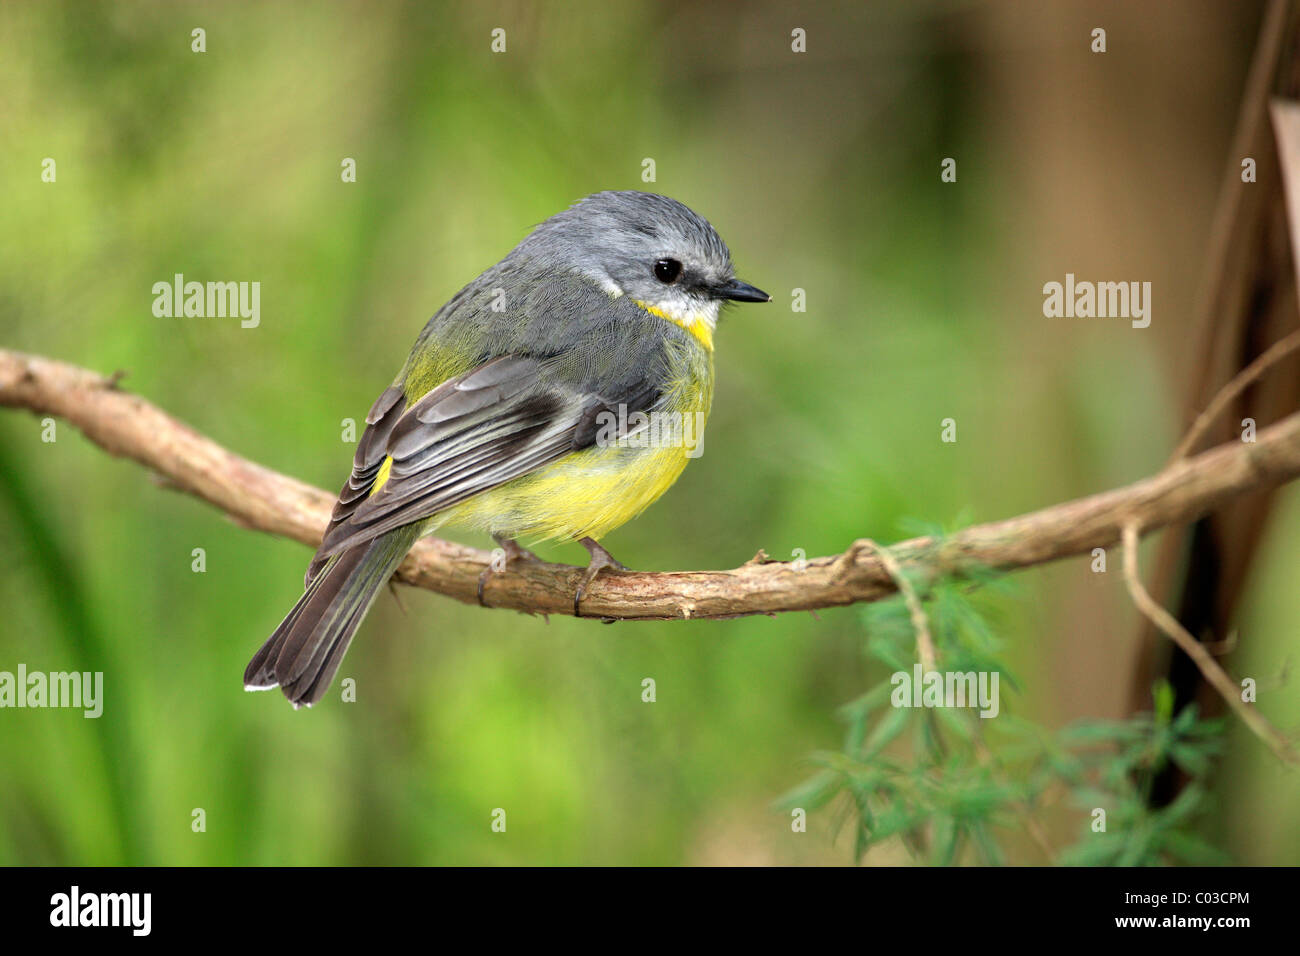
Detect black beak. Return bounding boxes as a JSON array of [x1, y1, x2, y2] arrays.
[[715, 278, 771, 303]]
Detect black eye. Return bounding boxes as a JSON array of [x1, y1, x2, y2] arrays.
[[653, 258, 682, 284]]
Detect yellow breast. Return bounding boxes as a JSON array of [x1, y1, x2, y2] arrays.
[[440, 441, 694, 542]]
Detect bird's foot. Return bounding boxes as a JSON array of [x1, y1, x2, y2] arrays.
[[573, 537, 628, 617], [477, 534, 540, 607]]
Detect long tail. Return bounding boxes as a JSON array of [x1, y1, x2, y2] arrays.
[[244, 526, 419, 708]]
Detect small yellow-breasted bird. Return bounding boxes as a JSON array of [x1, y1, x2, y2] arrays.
[[244, 190, 769, 706]]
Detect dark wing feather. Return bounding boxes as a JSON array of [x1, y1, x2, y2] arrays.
[[311, 353, 651, 562], [305, 384, 404, 585]]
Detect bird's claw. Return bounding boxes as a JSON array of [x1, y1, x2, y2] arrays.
[[478, 535, 539, 607], [573, 537, 627, 617]]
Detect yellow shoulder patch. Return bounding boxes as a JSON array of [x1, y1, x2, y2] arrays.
[[370, 455, 394, 496]]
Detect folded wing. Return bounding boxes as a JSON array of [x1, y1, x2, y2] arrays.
[[306, 353, 656, 578]]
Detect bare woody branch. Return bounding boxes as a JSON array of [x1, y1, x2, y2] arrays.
[[4, 347, 1300, 622]]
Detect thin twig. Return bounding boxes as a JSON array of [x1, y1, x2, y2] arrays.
[[860, 540, 936, 672], [1121, 523, 1298, 765], [1168, 326, 1300, 463]]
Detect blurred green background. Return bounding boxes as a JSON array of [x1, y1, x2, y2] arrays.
[[1, 0, 1296, 865]]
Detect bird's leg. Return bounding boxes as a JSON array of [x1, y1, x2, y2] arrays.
[[477, 533, 540, 607], [573, 537, 628, 617]]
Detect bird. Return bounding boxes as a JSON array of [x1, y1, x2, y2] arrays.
[[243, 190, 770, 707]]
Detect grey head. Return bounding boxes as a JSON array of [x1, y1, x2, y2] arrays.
[[511, 190, 769, 329]]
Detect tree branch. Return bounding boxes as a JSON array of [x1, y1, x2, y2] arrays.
[[5, 347, 1300, 622]]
